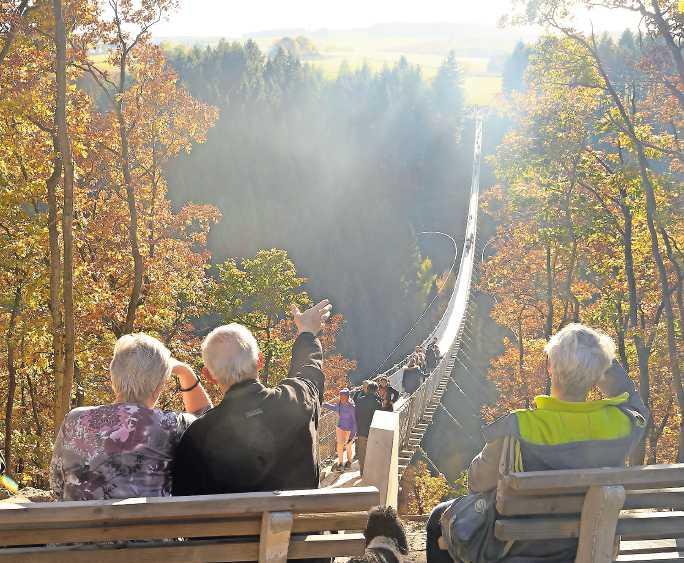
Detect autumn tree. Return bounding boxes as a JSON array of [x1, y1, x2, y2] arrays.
[[212, 248, 356, 390], [213, 249, 311, 386], [482, 21, 682, 461], [504, 0, 683, 460], [0, 0, 220, 484]]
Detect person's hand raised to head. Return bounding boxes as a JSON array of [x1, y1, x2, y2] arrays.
[[291, 299, 332, 336]]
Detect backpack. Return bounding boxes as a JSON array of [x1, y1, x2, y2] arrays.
[[439, 436, 519, 563], [439, 491, 512, 563]]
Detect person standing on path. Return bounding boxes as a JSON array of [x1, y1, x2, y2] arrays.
[[425, 338, 440, 373], [353, 381, 382, 474], [323, 388, 356, 470]]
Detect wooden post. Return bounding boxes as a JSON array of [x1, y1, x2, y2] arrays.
[[575, 485, 625, 563], [258, 511, 293, 563], [362, 410, 399, 507]]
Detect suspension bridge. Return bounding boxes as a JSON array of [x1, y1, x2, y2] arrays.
[[318, 112, 487, 483]]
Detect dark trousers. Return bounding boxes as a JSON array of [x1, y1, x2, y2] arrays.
[[357, 436, 368, 474], [427, 501, 458, 563]]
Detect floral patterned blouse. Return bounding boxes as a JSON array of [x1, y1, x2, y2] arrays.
[[50, 403, 196, 501]]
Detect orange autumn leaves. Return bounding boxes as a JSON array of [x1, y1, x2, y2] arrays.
[[0, 0, 220, 482]]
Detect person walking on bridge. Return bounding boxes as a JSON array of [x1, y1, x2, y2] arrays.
[[402, 358, 423, 394], [377, 376, 399, 411], [323, 388, 356, 471], [425, 338, 440, 373]]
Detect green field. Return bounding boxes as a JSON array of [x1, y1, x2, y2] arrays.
[[155, 31, 504, 107], [251, 34, 503, 107]]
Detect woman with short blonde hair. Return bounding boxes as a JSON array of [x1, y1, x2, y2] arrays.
[[50, 333, 212, 501]]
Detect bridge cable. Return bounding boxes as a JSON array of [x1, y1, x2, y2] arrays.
[[372, 231, 460, 376]]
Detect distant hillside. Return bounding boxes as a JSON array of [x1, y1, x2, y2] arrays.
[[155, 21, 534, 58], [155, 22, 530, 104]]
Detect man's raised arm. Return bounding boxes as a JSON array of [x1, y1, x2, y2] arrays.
[[287, 299, 332, 401]]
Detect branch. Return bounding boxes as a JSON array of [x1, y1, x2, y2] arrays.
[[0, 0, 31, 67]]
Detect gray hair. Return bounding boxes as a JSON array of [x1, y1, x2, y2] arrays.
[[110, 333, 172, 403], [545, 323, 615, 398], [201, 323, 260, 388]]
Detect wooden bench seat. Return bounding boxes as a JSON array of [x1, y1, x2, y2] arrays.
[[0, 486, 379, 562], [494, 464, 684, 563]]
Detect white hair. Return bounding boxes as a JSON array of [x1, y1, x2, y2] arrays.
[[110, 333, 172, 403], [201, 323, 260, 388], [545, 323, 615, 398]]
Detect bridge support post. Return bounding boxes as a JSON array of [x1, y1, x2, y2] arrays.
[[361, 410, 399, 508]]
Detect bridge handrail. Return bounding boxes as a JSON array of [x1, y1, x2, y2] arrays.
[[393, 115, 482, 453]]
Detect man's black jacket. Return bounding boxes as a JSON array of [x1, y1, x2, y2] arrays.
[[425, 345, 438, 372], [402, 367, 423, 394], [354, 392, 382, 437], [379, 385, 399, 411], [172, 332, 324, 495]]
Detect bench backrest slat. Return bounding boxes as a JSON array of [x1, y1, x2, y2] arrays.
[[496, 511, 684, 543], [502, 464, 684, 494], [0, 486, 379, 527], [0, 511, 370, 546], [0, 533, 367, 563], [497, 487, 684, 516]]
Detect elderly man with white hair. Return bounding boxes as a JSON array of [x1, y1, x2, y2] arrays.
[[172, 299, 332, 495], [50, 333, 212, 501], [426, 323, 649, 563]]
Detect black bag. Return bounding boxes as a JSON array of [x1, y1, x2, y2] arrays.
[[439, 491, 512, 563]]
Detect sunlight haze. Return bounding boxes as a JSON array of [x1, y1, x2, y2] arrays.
[[153, 0, 639, 38]]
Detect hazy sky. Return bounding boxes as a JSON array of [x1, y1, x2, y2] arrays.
[[153, 0, 639, 37]]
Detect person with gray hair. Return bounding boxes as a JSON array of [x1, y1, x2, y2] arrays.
[[426, 323, 649, 563], [173, 299, 332, 496], [50, 333, 212, 501]]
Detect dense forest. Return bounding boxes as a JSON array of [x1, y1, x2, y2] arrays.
[[164, 41, 471, 375]]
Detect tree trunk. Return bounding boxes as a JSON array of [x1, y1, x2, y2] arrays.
[[544, 243, 553, 395], [517, 316, 530, 408], [4, 284, 21, 472], [116, 52, 144, 336], [46, 148, 65, 436], [544, 242, 554, 337], [52, 0, 75, 431], [633, 142, 683, 461], [262, 324, 272, 386], [621, 199, 650, 465], [661, 228, 684, 336]]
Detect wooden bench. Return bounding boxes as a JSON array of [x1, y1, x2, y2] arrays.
[[0, 486, 379, 562], [495, 463, 684, 563]]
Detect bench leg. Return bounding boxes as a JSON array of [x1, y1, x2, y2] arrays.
[[259, 511, 293, 563], [575, 485, 625, 563]]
